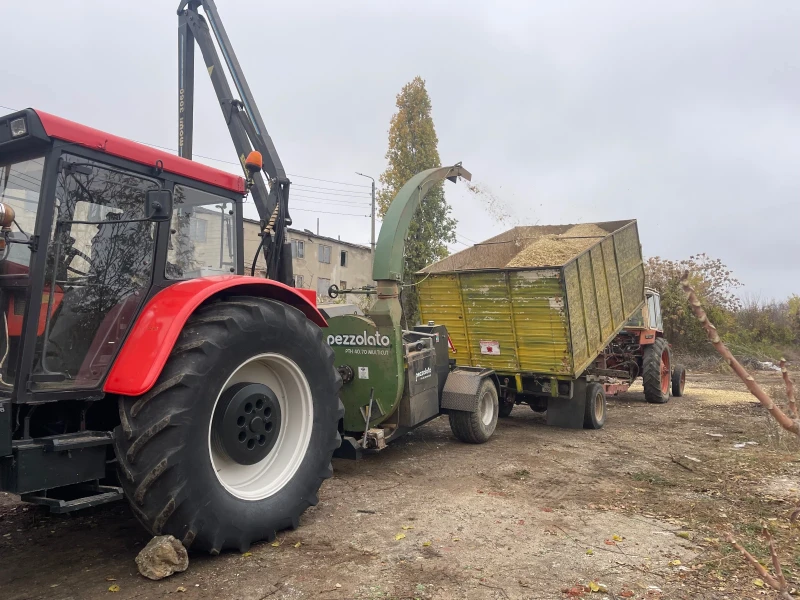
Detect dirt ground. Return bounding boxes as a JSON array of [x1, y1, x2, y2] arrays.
[[1, 371, 799, 600]]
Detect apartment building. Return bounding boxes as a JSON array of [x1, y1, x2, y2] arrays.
[[242, 220, 373, 300], [160, 204, 372, 303]]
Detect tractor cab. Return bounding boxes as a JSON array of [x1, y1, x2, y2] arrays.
[[0, 109, 245, 403], [623, 287, 663, 334]]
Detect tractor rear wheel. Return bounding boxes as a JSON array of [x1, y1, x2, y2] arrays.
[[672, 364, 686, 397], [643, 337, 671, 404], [449, 379, 498, 443], [114, 297, 342, 554]]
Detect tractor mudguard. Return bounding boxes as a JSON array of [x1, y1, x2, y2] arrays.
[[103, 275, 326, 396]]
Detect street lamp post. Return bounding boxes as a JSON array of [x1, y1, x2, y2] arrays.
[[356, 172, 376, 252]]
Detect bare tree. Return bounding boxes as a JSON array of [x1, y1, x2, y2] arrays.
[[681, 272, 800, 436], [682, 271, 799, 598]]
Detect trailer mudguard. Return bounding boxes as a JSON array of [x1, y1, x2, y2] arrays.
[[103, 275, 326, 396], [440, 368, 498, 412]]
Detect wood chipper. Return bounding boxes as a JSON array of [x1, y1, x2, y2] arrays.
[[0, 0, 345, 555], [325, 165, 502, 458], [417, 221, 686, 430]]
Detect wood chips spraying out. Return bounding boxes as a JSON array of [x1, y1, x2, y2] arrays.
[[465, 181, 519, 226], [506, 223, 609, 268]]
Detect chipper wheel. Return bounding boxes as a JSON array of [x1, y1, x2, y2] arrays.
[[642, 337, 671, 404], [449, 379, 499, 444], [672, 364, 686, 397], [114, 297, 343, 554]]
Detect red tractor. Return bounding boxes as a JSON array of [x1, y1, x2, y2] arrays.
[[0, 1, 343, 554], [599, 287, 686, 403]]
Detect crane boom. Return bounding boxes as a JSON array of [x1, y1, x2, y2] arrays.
[[177, 0, 293, 284]]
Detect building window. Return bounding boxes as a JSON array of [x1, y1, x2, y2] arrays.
[[340, 250, 348, 267], [317, 277, 331, 298], [294, 274, 304, 288], [291, 239, 305, 259], [318, 244, 331, 264], [189, 218, 208, 243], [339, 281, 347, 290]]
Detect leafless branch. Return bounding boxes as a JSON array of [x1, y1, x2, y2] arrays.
[[681, 272, 800, 436], [765, 527, 788, 592], [724, 532, 791, 598], [780, 359, 798, 419]]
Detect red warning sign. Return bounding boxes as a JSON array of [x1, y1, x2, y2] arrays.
[[480, 340, 500, 355]]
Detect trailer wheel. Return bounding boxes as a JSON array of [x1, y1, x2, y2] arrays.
[[113, 297, 343, 554], [643, 337, 671, 404], [583, 382, 606, 429], [498, 392, 515, 418], [449, 379, 498, 443], [671, 364, 686, 397]]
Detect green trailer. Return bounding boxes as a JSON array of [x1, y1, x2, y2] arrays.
[[417, 220, 647, 429]]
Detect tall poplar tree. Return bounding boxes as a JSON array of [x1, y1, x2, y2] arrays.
[[377, 76, 457, 324]]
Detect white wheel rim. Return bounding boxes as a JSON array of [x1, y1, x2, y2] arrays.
[[208, 353, 313, 501], [479, 390, 494, 426], [594, 392, 604, 422]]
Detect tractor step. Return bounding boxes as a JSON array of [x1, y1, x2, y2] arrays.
[[2, 430, 114, 495], [22, 483, 123, 513]]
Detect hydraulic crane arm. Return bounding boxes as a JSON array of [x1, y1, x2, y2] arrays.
[[177, 0, 293, 284]]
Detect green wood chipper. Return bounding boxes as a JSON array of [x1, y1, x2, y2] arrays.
[[325, 164, 503, 458]]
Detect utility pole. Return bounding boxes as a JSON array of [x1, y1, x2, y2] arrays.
[[356, 172, 376, 252]]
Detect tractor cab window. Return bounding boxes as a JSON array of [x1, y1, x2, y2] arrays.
[[625, 305, 645, 328], [0, 157, 44, 273], [647, 294, 659, 330], [649, 293, 663, 330], [0, 156, 44, 389], [166, 185, 237, 279], [31, 156, 159, 389]]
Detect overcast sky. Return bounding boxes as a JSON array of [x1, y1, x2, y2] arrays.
[[3, 1, 798, 298]]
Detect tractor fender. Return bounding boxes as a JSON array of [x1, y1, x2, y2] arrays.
[[440, 367, 499, 412], [103, 275, 326, 396]]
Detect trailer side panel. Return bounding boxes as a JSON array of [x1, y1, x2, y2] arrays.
[[509, 270, 570, 375]]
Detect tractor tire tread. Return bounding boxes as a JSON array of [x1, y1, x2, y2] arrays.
[[113, 296, 342, 554], [643, 337, 670, 404]]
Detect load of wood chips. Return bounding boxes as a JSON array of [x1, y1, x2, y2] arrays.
[[506, 223, 609, 268]]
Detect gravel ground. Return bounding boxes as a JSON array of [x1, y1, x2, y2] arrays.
[[0, 371, 798, 600]]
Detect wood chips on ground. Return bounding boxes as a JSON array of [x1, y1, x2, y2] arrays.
[[506, 223, 609, 268]]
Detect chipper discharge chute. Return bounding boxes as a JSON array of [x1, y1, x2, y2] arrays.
[[326, 164, 503, 459]]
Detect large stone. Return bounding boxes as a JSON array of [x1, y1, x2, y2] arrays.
[[135, 535, 189, 580]]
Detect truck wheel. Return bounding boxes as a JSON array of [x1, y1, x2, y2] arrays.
[[113, 297, 343, 554], [643, 337, 671, 404], [449, 379, 498, 444], [672, 364, 686, 397], [583, 382, 606, 429]]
